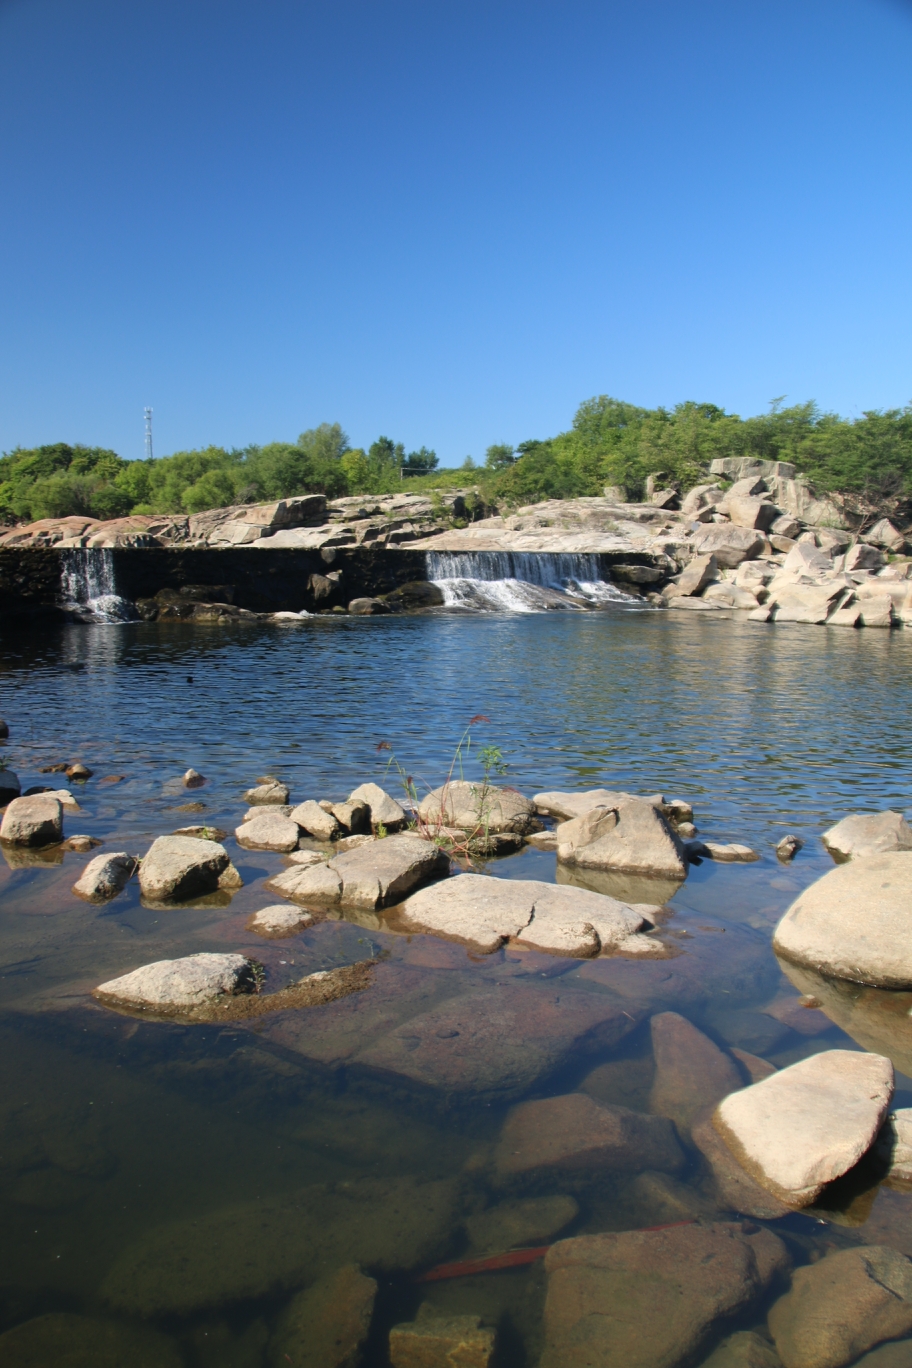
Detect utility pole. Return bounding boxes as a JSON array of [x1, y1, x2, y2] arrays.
[[144, 407, 153, 461]]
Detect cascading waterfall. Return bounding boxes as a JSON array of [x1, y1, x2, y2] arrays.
[[425, 550, 635, 612], [59, 548, 136, 622]]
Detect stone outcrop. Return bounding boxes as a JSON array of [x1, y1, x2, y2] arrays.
[[0, 1313, 183, 1368], [713, 1049, 894, 1205], [0, 793, 63, 845], [540, 1221, 788, 1368], [94, 953, 257, 1012], [768, 1246, 912, 1368], [773, 853, 912, 988], [137, 835, 242, 902], [822, 811, 912, 861]]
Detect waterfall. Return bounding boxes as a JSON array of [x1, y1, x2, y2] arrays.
[[425, 550, 635, 613], [59, 549, 136, 622]]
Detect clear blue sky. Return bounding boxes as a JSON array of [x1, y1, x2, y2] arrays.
[[1, 0, 911, 465]]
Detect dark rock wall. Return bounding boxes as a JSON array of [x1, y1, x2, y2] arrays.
[[0, 548, 69, 623]]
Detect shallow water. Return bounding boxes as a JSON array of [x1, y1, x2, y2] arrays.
[[1, 609, 912, 1365]]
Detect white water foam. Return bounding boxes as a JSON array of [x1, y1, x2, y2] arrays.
[[60, 549, 136, 622], [425, 551, 636, 613]]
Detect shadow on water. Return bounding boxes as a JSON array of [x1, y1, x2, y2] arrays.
[[0, 612, 911, 1363]]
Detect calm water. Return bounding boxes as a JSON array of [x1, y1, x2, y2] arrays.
[[1, 609, 911, 1366]]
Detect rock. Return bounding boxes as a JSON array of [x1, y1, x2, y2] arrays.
[[828, 604, 863, 627], [846, 542, 885, 571], [762, 993, 838, 1036], [682, 484, 725, 516], [495, 1093, 684, 1180], [701, 1332, 784, 1368], [533, 787, 661, 820], [730, 1048, 778, 1083], [348, 597, 388, 614], [173, 825, 228, 841], [396, 873, 655, 956], [286, 849, 328, 867], [689, 841, 759, 862], [36, 787, 80, 810], [822, 812, 912, 861], [270, 1264, 377, 1368], [0, 768, 21, 804], [418, 781, 537, 834], [860, 597, 895, 628], [137, 835, 242, 902], [290, 800, 342, 842], [773, 853, 912, 988], [329, 800, 370, 834], [693, 525, 768, 567], [771, 515, 802, 540], [235, 811, 302, 852], [334, 833, 376, 852], [868, 519, 907, 553], [0, 795, 63, 846], [347, 782, 407, 830], [703, 584, 762, 609], [776, 835, 803, 862], [540, 1222, 788, 1368], [691, 1108, 793, 1218], [875, 1109, 912, 1186], [525, 829, 558, 851], [770, 583, 845, 624], [0, 1312, 183, 1367], [182, 768, 205, 788], [245, 781, 290, 805], [382, 580, 446, 611], [714, 1049, 894, 1205], [768, 1246, 912, 1368], [727, 497, 780, 532], [853, 1342, 912, 1368], [649, 1012, 743, 1134], [464, 1196, 579, 1254], [72, 852, 137, 902], [783, 541, 834, 575], [94, 953, 257, 1012], [102, 1176, 457, 1315], [0, 718, 7, 737], [389, 1316, 495, 1368], [65, 834, 101, 852], [557, 797, 687, 880], [669, 595, 727, 611], [247, 905, 314, 937], [270, 834, 448, 909]]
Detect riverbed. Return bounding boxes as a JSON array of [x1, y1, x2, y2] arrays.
[[1, 608, 911, 1366]]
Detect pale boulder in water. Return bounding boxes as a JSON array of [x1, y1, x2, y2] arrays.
[[72, 851, 137, 902], [268, 834, 447, 909], [418, 780, 538, 834], [234, 811, 301, 852], [94, 953, 257, 1011], [290, 800, 342, 842], [713, 1049, 894, 1206], [822, 811, 912, 861], [138, 835, 241, 901], [557, 797, 687, 880], [348, 781, 407, 830], [0, 794, 63, 846]]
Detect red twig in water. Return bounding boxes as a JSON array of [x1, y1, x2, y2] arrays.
[[416, 1221, 696, 1282]]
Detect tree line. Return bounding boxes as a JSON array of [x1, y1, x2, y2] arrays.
[[2, 399, 911, 525]]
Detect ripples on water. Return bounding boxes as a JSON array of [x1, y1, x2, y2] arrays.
[[0, 611, 911, 1365]]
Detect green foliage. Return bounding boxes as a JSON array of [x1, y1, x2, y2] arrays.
[[484, 443, 515, 470], [0, 443, 129, 522]]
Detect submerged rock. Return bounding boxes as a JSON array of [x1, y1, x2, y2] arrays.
[[418, 780, 538, 834], [182, 768, 205, 788], [270, 1264, 377, 1368], [389, 1316, 495, 1368], [245, 780, 290, 805], [776, 835, 803, 862], [0, 1312, 183, 1368], [822, 812, 912, 861], [701, 1332, 785, 1368], [396, 872, 657, 956], [495, 1093, 685, 1180], [137, 834, 242, 902], [556, 797, 687, 880], [72, 851, 137, 903], [773, 853, 912, 988], [464, 1195, 579, 1254], [347, 781, 407, 830], [714, 1049, 894, 1206], [691, 1109, 793, 1220], [768, 1246, 912, 1368], [540, 1222, 788, 1368], [649, 1012, 744, 1134], [234, 811, 301, 851], [246, 905, 314, 937], [94, 953, 257, 1013], [0, 794, 63, 846]]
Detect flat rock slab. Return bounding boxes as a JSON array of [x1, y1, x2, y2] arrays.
[[0, 794, 63, 846], [137, 835, 241, 903], [649, 1011, 744, 1134], [246, 905, 314, 937], [102, 1176, 457, 1317], [773, 853, 912, 988], [234, 812, 301, 851], [557, 798, 687, 879], [822, 812, 912, 861], [768, 1246, 912, 1368], [534, 788, 655, 820], [396, 872, 656, 956], [714, 1048, 894, 1206], [94, 953, 256, 1012], [540, 1222, 788, 1368], [72, 851, 137, 903], [269, 835, 448, 909], [495, 1092, 685, 1179]]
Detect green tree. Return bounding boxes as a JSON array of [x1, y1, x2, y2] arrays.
[[484, 443, 515, 470]]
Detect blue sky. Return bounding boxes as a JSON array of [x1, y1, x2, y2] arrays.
[[1, 0, 911, 464]]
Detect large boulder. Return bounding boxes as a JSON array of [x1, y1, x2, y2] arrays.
[[270, 1264, 377, 1368], [773, 853, 912, 988], [691, 1109, 793, 1220], [137, 835, 242, 902], [269, 834, 448, 910], [713, 1049, 894, 1206], [289, 800, 342, 842], [670, 553, 718, 597], [247, 905, 314, 937], [692, 525, 768, 567], [495, 1092, 685, 1180], [868, 519, 907, 553], [348, 781, 407, 830], [822, 812, 912, 861], [846, 543, 885, 572], [783, 541, 834, 575], [418, 780, 537, 834], [94, 953, 257, 1012], [72, 852, 137, 902], [649, 1012, 743, 1134], [234, 811, 301, 852], [540, 1222, 788, 1368], [727, 497, 780, 531], [396, 873, 656, 956], [768, 1246, 912, 1368], [556, 797, 687, 880], [768, 583, 844, 624], [0, 794, 63, 846], [534, 787, 662, 820]]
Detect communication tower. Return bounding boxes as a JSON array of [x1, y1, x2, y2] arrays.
[[144, 407, 154, 461]]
